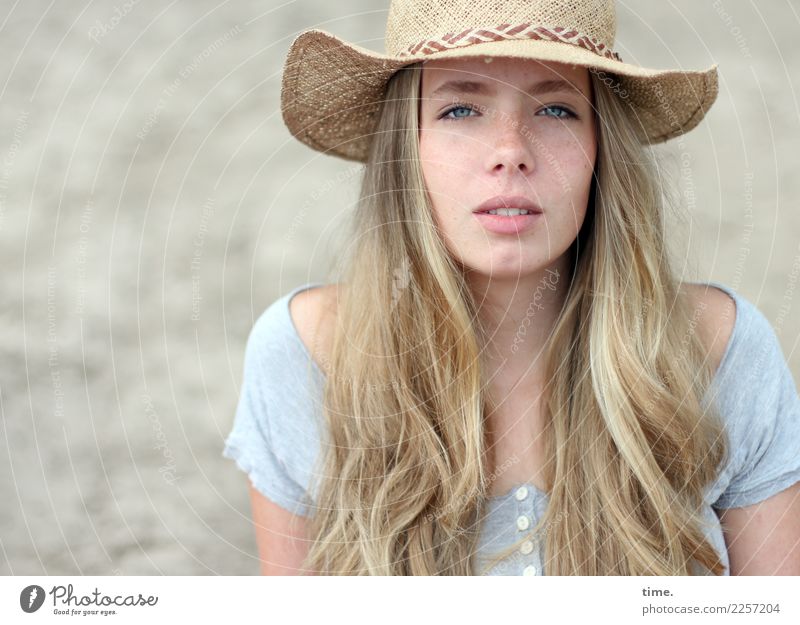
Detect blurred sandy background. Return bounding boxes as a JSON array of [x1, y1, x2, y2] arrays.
[[1, 0, 799, 575]]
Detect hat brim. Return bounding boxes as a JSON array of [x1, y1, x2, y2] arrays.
[[281, 29, 718, 162]]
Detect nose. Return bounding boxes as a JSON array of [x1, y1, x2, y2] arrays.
[[487, 116, 536, 175]]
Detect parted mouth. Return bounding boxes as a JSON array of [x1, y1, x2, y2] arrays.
[[473, 195, 543, 214]]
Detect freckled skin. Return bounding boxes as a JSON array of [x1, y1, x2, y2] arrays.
[[418, 57, 597, 279]]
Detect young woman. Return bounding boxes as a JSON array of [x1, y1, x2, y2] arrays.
[[224, 0, 800, 575]]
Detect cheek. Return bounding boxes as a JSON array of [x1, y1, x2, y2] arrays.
[[548, 133, 596, 195], [419, 130, 441, 186], [538, 133, 595, 234], [420, 127, 460, 168], [419, 131, 478, 244], [419, 129, 470, 203]]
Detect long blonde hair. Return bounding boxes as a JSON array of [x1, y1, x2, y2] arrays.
[[302, 61, 729, 575]]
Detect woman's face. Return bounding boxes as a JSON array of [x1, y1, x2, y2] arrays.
[[418, 57, 597, 279]]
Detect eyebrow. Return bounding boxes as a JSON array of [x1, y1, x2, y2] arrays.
[[428, 78, 584, 100]]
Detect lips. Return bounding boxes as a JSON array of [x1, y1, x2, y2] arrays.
[[473, 195, 543, 215]]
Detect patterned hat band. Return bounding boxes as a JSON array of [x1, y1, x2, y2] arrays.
[[398, 23, 623, 62]]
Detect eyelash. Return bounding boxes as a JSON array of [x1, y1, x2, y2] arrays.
[[438, 102, 577, 121]]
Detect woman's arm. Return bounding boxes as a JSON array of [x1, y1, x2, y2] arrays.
[[716, 481, 800, 575], [249, 482, 314, 575]]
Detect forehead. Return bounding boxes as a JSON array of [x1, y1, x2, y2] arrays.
[[420, 57, 591, 98]]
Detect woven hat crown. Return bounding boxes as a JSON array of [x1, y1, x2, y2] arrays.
[[385, 0, 617, 58]]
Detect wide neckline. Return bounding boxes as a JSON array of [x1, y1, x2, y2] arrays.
[[282, 280, 742, 503]]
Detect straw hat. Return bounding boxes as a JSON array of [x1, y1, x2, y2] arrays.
[[280, 0, 719, 162]]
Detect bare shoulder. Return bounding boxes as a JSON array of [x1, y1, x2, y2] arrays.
[[288, 283, 340, 372], [681, 282, 737, 376]]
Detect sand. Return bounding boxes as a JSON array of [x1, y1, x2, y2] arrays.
[[1, 1, 799, 575]]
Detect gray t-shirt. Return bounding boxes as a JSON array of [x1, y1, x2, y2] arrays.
[[223, 281, 800, 575]]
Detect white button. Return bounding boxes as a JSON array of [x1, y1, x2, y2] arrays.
[[516, 515, 530, 531], [522, 565, 537, 576], [514, 486, 529, 501], [519, 540, 534, 555]]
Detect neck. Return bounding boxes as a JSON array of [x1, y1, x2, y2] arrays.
[[465, 256, 572, 390]]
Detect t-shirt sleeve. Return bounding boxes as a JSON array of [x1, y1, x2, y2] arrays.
[[713, 300, 800, 509], [222, 302, 314, 517]]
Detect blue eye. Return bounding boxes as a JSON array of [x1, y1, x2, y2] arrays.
[[440, 104, 477, 120], [537, 105, 575, 119], [439, 103, 577, 121]]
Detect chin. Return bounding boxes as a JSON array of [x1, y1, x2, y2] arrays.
[[465, 262, 548, 280]]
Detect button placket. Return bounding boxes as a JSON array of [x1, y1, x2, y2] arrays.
[[522, 564, 537, 575], [514, 484, 530, 532], [513, 484, 540, 575]]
